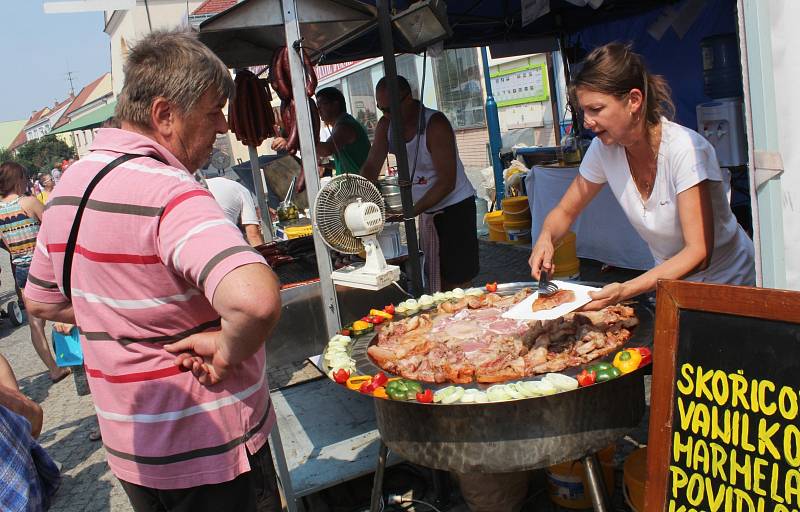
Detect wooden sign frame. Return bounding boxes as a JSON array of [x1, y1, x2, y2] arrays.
[[645, 279, 800, 510]]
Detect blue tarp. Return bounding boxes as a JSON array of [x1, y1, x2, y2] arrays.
[[568, 0, 738, 129]]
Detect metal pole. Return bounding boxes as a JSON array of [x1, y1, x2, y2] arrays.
[[582, 453, 610, 512], [369, 441, 389, 512], [269, 423, 297, 512], [248, 146, 274, 243], [376, 0, 425, 296], [480, 46, 504, 205], [546, 52, 562, 146], [282, 0, 341, 336]]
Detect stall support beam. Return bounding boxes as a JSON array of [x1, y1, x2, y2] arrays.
[[480, 47, 504, 205], [583, 452, 610, 512], [369, 441, 389, 512], [248, 146, 274, 243], [376, 0, 424, 296], [739, 0, 786, 288], [546, 52, 562, 147], [282, 0, 341, 335]]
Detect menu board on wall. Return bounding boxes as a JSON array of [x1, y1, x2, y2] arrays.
[[646, 280, 800, 512], [489, 63, 548, 107]]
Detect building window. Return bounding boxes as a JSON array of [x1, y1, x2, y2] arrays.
[[396, 54, 421, 98], [346, 67, 379, 139], [433, 48, 485, 130]]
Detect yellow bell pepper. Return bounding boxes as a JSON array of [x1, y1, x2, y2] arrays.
[[613, 349, 643, 374], [370, 309, 393, 320], [345, 375, 372, 391], [373, 386, 388, 399]]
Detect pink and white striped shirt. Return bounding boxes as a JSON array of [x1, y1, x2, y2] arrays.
[[25, 128, 275, 490]]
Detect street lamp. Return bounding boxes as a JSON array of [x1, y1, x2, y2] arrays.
[[392, 0, 452, 53]]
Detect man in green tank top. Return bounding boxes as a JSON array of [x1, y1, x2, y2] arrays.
[[315, 87, 371, 175]]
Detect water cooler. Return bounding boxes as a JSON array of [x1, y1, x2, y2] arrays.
[[695, 33, 746, 167], [696, 98, 746, 167], [695, 33, 752, 234]]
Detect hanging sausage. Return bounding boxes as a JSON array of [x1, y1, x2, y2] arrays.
[[228, 69, 276, 147], [268, 45, 320, 155]]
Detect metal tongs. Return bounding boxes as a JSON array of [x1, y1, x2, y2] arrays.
[[280, 176, 296, 210], [538, 267, 559, 297]]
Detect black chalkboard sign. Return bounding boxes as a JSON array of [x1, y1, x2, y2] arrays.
[[646, 280, 800, 512]]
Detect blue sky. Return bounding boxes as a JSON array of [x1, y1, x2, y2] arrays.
[[1, 2, 110, 122]]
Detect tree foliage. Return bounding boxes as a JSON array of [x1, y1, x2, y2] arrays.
[[13, 135, 76, 176]]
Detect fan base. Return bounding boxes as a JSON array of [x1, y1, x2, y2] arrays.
[[331, 264, 400, 291]]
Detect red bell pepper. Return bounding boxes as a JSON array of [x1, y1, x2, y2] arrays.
[[360, 380, 374, 393], [635, 347, 652, 367], [339, 328, 351, 336], [416, 389, 434, 403], [362, 315, 386, 325], [384, 304, 395, 315], [486, 282, 498, 292], [333, 368, 350, 384], [372, 372, 389, 388], [577, 369, 596, 387]]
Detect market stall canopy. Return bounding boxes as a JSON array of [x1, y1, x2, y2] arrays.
[[325, 0, 677, 62], [50, 101, 116, 135], [198, 0, 378, 68], [199, 0, 676, 66]]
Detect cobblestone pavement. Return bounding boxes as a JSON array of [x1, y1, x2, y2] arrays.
[[0, 255, 133, 511]]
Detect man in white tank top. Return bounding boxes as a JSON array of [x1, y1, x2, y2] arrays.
[[361, 76, 479, 291]]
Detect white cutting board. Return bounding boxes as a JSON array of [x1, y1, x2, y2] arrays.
[[502, 281, 601, 321]]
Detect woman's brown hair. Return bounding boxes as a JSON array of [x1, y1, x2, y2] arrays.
[[569, 42, 675, 126], [0, 162, 28, 196]]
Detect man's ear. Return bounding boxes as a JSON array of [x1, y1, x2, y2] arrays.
[[150, 97, 174, 138]]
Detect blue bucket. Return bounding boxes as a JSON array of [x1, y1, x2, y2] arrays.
[[701, 34, 743, 99]]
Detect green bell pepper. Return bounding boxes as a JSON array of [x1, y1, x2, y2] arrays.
[[595, 366, 622, 382], [385, 379, 422, 401]]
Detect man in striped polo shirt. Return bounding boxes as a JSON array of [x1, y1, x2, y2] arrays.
[[24, 30, 282, 511]]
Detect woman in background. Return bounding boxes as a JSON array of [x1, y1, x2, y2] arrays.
[[0, 162, 69, 383]]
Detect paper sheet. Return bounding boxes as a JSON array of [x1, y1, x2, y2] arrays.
[[502, 281, 600, 321]]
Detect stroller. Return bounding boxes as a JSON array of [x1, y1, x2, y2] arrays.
[[0, 298, 23, 327]]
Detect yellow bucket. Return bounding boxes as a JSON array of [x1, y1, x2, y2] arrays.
[[546, 445, 615, 509], [501, 196, 530, 222], [285, 224, 313, 239], [484, 210, 507, 242], [552, 231, 579, 279], [503, 219, 531, 244], [623, 447, 647, 512]]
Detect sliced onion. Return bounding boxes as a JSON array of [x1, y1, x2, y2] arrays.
[[434, 386, 458, 403], [520, 381, 543, 397], [442, 387, 465, 404], [544, 373, 579, 392], [487, 385, 512, 402], [505, 382, 525, 399]]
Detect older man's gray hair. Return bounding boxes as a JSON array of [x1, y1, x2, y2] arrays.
[[116, 29, 234, 127]]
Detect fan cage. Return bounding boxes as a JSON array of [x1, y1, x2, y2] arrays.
[[313, 175, 386, 254]]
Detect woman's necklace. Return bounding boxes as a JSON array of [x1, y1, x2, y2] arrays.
[[625, 124, 661, 216]]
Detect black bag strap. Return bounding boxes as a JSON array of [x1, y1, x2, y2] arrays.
[[62, 153, 145, 300]]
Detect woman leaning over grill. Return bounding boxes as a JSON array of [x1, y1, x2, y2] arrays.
[[529, 42, 755, 308]]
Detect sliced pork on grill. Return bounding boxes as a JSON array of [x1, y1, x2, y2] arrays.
[[367, 289, 638, 384]]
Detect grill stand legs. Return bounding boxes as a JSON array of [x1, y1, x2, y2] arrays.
[[369, 445, 609, 511], [369, 441, 389, 512], [583, 452, 610, 512]]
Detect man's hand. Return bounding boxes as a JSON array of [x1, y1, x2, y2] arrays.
[[271, 137, 288, 152], [165, 330, 232, 386], [53, 323, 74, 335]]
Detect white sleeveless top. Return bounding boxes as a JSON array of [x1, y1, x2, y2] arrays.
[[388, 106, 475, 213]]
